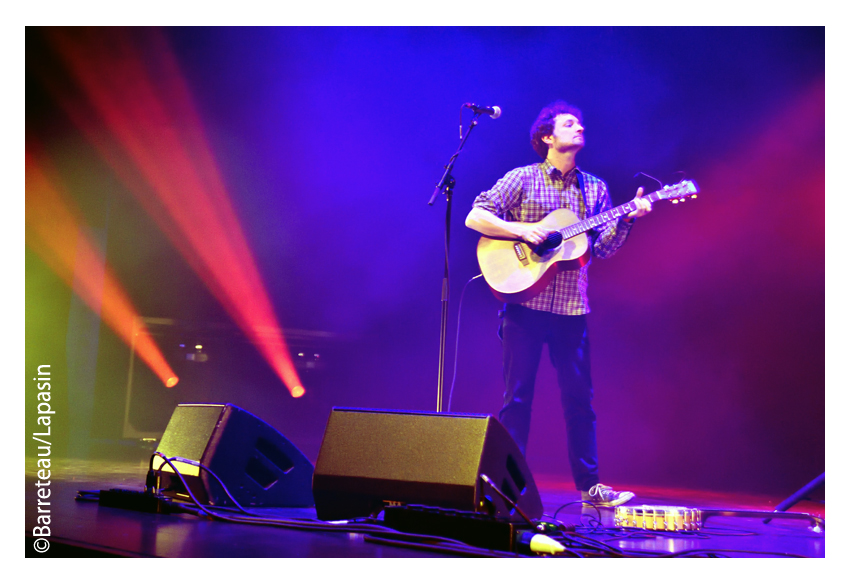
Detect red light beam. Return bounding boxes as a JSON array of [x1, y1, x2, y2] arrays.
[[26, 148, 179, 388], [39, 27, 305, 397]]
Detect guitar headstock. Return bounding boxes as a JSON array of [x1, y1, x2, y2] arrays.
[[656, 179, 699, 205]]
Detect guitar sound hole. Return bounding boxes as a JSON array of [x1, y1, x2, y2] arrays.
[[534, 232, 563, 255]]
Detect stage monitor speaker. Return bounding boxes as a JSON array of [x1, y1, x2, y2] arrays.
[[312, 408, 543, 521], [153, 403, 314, 507]]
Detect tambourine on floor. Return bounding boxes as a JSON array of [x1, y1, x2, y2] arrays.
[[25, 456, 824, 559]]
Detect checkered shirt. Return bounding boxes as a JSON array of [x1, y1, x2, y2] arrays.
[[472, 159, 633, 315]]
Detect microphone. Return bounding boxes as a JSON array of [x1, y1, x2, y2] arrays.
[[463, 103, 501, 119]]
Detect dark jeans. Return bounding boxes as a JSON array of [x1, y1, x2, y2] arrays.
[[498, 304, 599, 491]]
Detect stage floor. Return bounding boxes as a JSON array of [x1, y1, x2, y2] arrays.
[[25, 457, 824, 559]]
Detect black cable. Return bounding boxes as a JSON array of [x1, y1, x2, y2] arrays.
[[477, 473, 537, 528], [152, 454, 229, 519], [74, 490, 101, 503], [697, 527, 760, 537], [547, 527, 815, 558], [600, 526, 760, 542], [661, 548, 810, 558], [601, 529, 712, 543], [447, 273, 483, 412], [552, 500, 603, 525], [556, 531, 634, 557], [363, 534, 518, 558], [126, 454, 812, 558], [153, 451, 259, 516], [549, 546, 585, 558], [148, 451, 527, 556]]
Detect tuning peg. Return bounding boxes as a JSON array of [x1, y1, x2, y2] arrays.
[[671, 199, 679, 204], [691, 194, 698, 199], [679, 198, 686, 203]]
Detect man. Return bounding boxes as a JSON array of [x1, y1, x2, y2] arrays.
[[465, 100, 651, 507]]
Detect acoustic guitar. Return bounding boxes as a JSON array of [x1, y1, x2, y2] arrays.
[[476, 179, 699, 302]]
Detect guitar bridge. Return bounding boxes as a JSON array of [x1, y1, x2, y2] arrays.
[[513, 243, 529, 265]]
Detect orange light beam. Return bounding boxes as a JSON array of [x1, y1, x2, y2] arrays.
[[43, 27, 304, 396], [26, 149, 179, 388]]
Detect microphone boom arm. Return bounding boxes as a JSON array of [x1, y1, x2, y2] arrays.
[[428, 114, 480, 206]]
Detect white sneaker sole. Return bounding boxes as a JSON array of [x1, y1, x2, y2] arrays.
[[582, 492, 635, 507]]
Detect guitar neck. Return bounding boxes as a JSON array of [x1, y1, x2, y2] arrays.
[[560, 190, 667, 238]]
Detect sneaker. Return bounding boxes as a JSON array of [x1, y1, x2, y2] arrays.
[[581, 483, 635, 507]]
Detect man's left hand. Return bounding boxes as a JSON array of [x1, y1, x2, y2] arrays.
[[627, 187, 652, 219]]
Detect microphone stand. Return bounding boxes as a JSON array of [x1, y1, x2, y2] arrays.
[[428, 112, 482, 412]]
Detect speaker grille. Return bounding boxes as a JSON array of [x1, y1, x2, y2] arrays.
[[313, 408, 542, 520]]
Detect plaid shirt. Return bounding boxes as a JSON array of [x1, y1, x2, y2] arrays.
[[472, 159, 632, 315]]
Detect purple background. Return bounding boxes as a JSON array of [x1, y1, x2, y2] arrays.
[[26, 27, 824, 497]]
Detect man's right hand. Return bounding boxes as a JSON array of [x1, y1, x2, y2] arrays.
[[465, 207, 552, 245], [512, 222, 552, 246]]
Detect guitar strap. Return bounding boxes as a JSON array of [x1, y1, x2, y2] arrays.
[[575, 168, 590, 221]]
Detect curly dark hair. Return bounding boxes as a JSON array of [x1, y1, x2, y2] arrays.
[[529, 101, 584, 159]]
